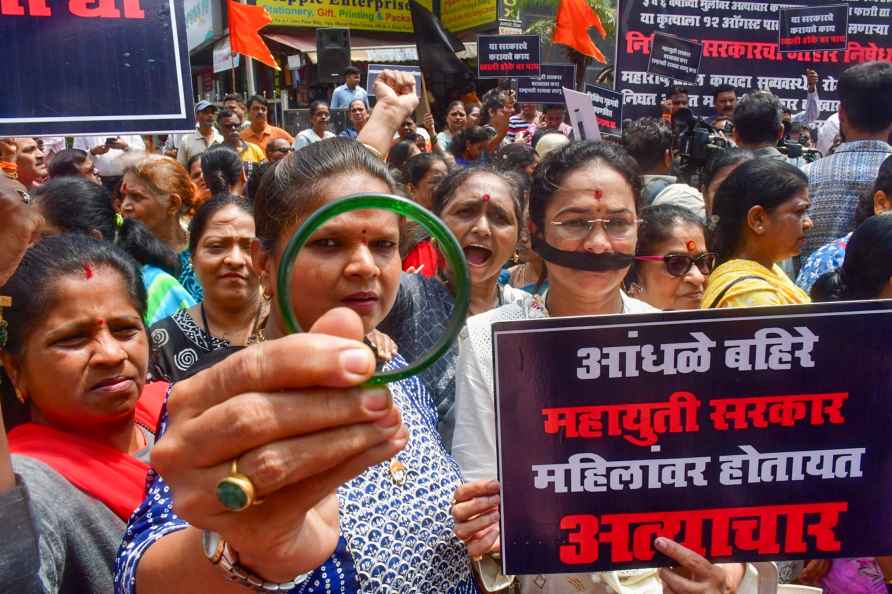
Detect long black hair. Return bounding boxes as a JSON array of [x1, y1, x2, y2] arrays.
[[710, 158, 808, 264], [449, 126, 491, 160], [201, 145, 243, 195], [32, 177, 180, 275], [812, 215, 892, 301], [0, 235, 147, 429]]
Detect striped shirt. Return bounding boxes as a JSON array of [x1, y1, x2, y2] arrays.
[[141, 265, 196, 326], [802, 140, 892, 259]]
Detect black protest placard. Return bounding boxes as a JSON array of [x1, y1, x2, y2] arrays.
[[615, 0, 890, 122], [477, 34, 542, 79], [647, 31, 703, 84], [517, 64, 576, 105], [0, 0, 195, 136], [494, 300, 892, 574], [585, 84, 624, 135], [367, 64, 424, 98], [779, 4, 850, 54]]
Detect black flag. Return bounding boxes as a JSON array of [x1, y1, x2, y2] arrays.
[[410, 0, 475, 106]]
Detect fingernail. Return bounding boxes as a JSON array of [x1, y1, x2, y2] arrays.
[[375, 412, 401, 429], [654, 537, 668, 550], [362, 389, 390, 412], [341, 348, 374, 376]]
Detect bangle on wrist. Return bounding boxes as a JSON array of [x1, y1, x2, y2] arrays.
[[361, 142, 384, 160], [202, 530, 310, 592]]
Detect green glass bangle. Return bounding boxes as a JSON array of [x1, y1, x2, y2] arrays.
[[276, 194, 471, 385]]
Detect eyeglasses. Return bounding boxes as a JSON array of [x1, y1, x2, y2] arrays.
[[219, 122, 240, 130], [269, 146, 293, 154], [550, 216, 641, 242], [635, 252, 717, 277]]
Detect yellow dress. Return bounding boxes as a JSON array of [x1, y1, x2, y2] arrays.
[[701, 259, 811, 309]]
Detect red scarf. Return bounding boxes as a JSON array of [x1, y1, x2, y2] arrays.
[[8, 381, 168, 522]]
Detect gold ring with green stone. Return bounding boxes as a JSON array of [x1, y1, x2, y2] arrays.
[[216, 459, 256, 512]]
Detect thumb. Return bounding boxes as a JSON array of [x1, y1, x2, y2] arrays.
[[308, 306, 367, 343]]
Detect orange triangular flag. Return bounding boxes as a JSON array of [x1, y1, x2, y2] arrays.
[[552, 0, 607, 64], [228, 0, 279, 70]]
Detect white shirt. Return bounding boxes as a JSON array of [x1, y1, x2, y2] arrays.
[[176, 128, 224, 166], [293, 128, 336, 150], [817, 112, 840, 157], [73, 135, 146, 177], [452, 290, 659, 594]]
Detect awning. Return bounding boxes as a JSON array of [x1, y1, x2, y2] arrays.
[[263, 31, 476, 63]]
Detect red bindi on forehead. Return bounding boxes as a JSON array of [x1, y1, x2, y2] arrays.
[[686, 240, 697, 252], [481, 194, 491, 203], [594, 189, 603, 200], [83, 264, 94, 279]]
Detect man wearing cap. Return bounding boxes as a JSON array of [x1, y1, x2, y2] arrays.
[[331, 65, 369, 110], [176, 100, 224, 167]]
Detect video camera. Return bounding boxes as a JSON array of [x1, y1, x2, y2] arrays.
[[778, 141, 822, 164], [671, 108, 734, 177]]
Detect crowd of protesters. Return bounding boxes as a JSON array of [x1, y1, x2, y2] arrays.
[[1, 59, 892, 594]]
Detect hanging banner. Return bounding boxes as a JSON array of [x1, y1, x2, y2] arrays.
[[647, 32, 703, 84], [778, 4, 850, 54], [517, 64, 577, 105], [441, 0, 499, 33], [214, 37, 240, 74], [585, 84, 624, 135], [255, 0, 432, 33], [494, 300, 892, 575], [477, 34, 542, 79], [0, 0, 195, 136], [615, 0, 892, 122], [185, 0, 221, 51]]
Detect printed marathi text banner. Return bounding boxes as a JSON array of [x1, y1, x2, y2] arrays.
[[494, 300, 892, 574], [0, 0, 195, 136], [615, 0, 892, 121]]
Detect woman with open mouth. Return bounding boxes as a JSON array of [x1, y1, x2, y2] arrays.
[[0, 235, 167, 593]]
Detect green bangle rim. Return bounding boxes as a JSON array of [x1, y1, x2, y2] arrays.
[[276, 194, 471, 385]]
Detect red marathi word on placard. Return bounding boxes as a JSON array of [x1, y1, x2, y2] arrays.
[[559, 501, 847, 564], [709, 393, 847, 431]]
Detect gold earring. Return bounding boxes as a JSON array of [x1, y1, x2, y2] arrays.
[[14, 386, 26, 405], [511, 250, 520, 265]]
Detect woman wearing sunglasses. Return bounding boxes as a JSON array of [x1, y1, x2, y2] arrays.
[[702, 158, 812, 309], [626, 204, 714, 310]]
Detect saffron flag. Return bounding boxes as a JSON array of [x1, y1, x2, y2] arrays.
[[552, 0, 607, 64], [228, 0, 279, 70]]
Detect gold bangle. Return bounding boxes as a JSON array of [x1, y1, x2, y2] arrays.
[[361, 142, 384, 160]]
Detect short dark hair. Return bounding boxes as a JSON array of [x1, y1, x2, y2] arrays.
[[344, 65, 360, 76], [309, 100, 330, 116], [669, 86, 689, 98], [733, 91, 783, 145], [712, 84, 737, 101], [838, 61, 892, 133], [402, 152, 449, 188], [812, 215, 892, 301], [223, 93, 245, 107], [218, 108, 241, 124], [711, 158, 808, 263], [450, 125, 491, 159], [622, 117, 673, 173], [47, 148, 89, 178], [247, 94, 268, 110]]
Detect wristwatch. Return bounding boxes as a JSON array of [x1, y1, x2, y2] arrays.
[[202, 530, 311, 592]]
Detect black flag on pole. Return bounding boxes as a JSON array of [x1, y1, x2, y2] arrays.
[[409, 0, 475, 107]]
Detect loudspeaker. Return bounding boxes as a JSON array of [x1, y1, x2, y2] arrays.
[[316, 28, 351, 83]]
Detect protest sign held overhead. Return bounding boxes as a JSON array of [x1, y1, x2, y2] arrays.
[[0, 0, 195, 136], [563, 87, 601, 141], [585, 84, 624, 135], [647, 32, 703, 84], [517, 64, 576, 105], [616, 0, 891, 121], [477, 34, 542, 79], [494, 300, 892, 574], [779, 4, 850, 54]]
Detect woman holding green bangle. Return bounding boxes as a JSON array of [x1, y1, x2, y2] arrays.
[[116, 134, 479, 593]]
